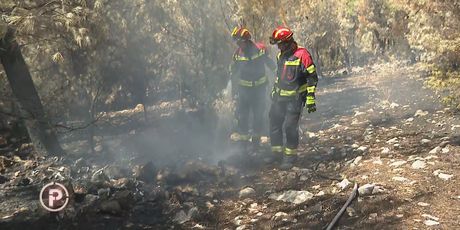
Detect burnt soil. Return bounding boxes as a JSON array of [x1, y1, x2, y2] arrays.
[[1, 62, 460, 230]]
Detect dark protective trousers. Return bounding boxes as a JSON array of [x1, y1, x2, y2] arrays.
[[269, 98, 303, 150], [236, 85, 267, 139]]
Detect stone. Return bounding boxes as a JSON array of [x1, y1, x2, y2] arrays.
[[424, 155, 438, 160], [381, 147, 391, 154], [174, 210, 190, 224], [439, 140, 450, 148], [236, 225, 247, 230], [94, 144, 103, 152], [358, 184, 374, 195], [248, 203, 259, 214], [337, 179, 351, 190], [269, 190, 314, 204], [417, 202, 430, 207], [299, 175, 309, 181], [111, 178, 133, 189], [424, 220, 439, 226], [390, 103, 400, 108], [187, 207, 199, 219], [351, 156, 362, 167], [411, 160, 426, 169], [91, 168, 109, 185], [389, 160, 407, 167], [386, 138, 398, 144], [274, 212, 288, 219], [239, 187, 256, 199], [192, 224, 205, 229], [438, 173, 453, 181], [79, 194, 98, 209], [422, 214, 439, 221], [361, 183, 384, 195], [233, 216, 244, 225], [347, 207, 356, 217], [97, 188, 110, 200], [332, 124, 343, 129], [100, 200, 122, 215], [113, 190, 134, 209], [420, 139, 431, 145], [315, 191, 325, 197], [357, 146, 368, 152], [429, 146, 441, 154], [441, 147, 450, 154], [392, 176, 409, 182], [104, 165, 125, 180], [134, 161, 156, 183], [414, 110, 428, 117]]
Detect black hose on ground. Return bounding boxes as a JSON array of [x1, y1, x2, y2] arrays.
[[325, 183, 359, 230]]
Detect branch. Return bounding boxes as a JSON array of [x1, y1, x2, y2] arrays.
[[0, 109, 102, 133], [219, 0, 232, 32], [160, 25, 199, 50], [54, 114, 103, 133], [22, 0, 61, 11]]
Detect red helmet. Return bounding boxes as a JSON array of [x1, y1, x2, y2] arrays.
[[231, 26, 251, 41], [270, 26, 294, 44]]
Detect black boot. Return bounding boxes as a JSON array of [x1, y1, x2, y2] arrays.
[[263, 151, 283, 164], [280, 154, 297, 170]]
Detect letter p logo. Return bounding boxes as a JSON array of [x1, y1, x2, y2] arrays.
[[40, 182, 69, 212], [48, 189, 63, 207]]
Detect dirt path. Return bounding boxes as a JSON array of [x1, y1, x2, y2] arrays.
[[206, 62, 460, 229]]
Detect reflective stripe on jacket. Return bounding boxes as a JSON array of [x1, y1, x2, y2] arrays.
[[230, 42, 268, 83], [274, 44, 318, 98]]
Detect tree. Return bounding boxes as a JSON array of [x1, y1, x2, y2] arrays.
[[0, 22, 64, 155]]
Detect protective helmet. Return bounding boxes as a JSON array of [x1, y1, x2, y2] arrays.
[[231, 26, 251, 41], [270, 26, 294, 44]]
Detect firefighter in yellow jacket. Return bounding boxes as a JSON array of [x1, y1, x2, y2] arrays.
[[229, 27, 275, 152], [266, 26, 318, 169]]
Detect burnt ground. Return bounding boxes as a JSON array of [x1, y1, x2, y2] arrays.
[[1, 61, 460, 229]]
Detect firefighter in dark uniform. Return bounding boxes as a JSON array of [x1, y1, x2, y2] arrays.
[[229, 27, 275, 152], [266, 26, 318, 169]]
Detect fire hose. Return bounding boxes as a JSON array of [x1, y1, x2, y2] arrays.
[[325, 183, 359, 230]]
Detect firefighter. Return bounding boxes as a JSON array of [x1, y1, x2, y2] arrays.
[[229, 27, 276, 152], [266, 26, 318, 169]]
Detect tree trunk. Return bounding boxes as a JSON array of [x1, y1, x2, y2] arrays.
[[0, 25, 65, 156]]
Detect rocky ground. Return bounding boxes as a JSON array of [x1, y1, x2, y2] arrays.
[[1, 61, 460, 229]]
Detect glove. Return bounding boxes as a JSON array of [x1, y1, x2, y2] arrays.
[[306, 94, 316, 113]]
